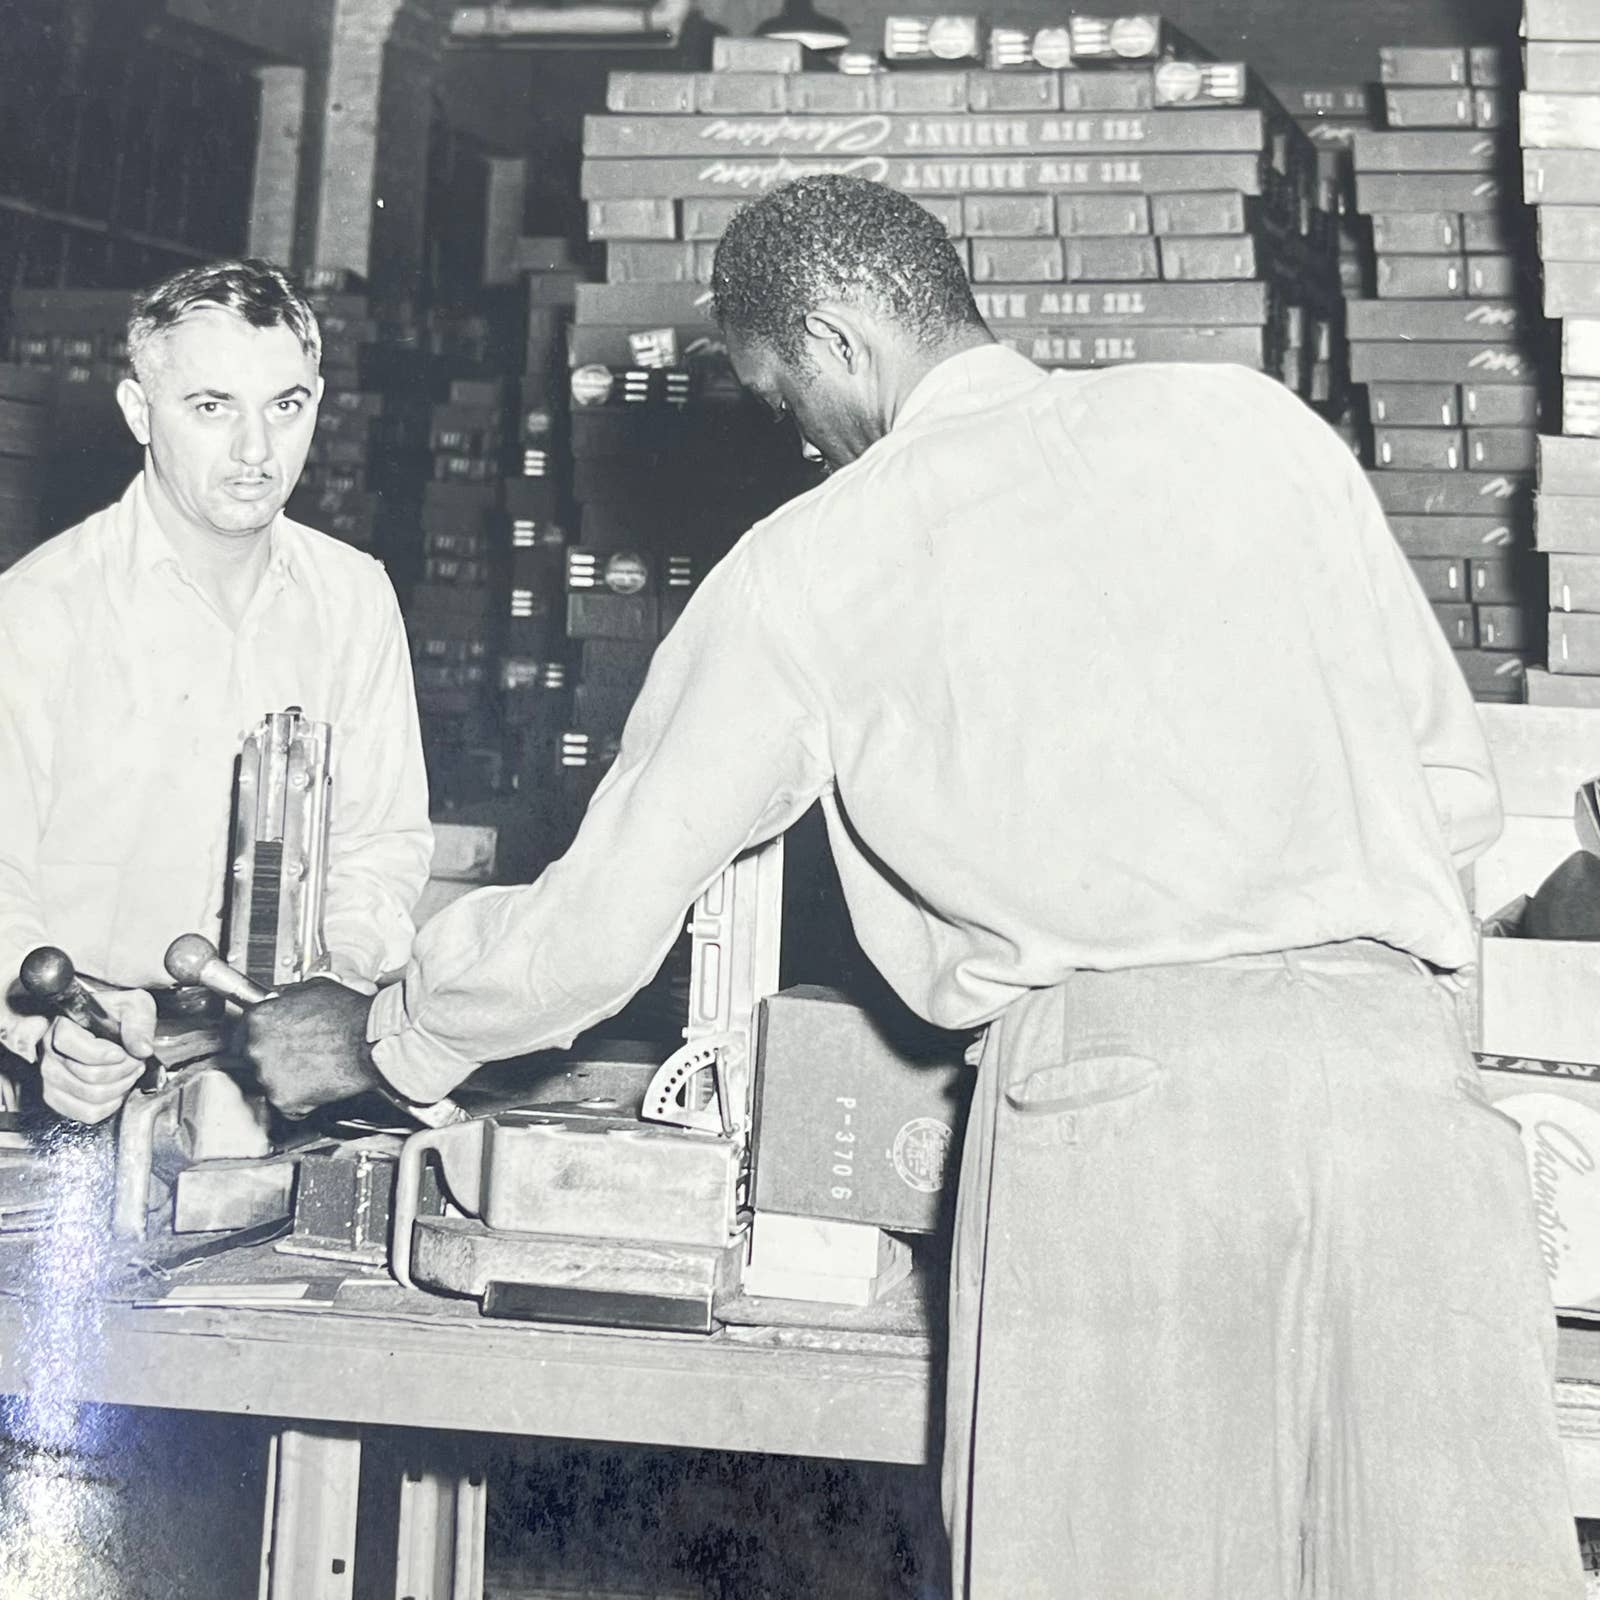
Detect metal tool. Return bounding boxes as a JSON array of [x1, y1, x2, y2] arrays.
[[164, 934, 470, 1131], [19, 945, 170, 1092], [228, 708, 332, 992]]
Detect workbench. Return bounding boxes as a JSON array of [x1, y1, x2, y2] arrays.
[[0, 1232, 939, 1598], [4, 1237, 1600, 1597]]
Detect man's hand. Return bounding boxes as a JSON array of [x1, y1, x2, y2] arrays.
[[244, 977, 384, 1118], [40, 987, 156, 1125]]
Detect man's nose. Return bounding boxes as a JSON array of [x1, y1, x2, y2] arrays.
[[233, 410, 270, 466]]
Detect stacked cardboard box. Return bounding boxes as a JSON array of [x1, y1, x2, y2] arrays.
[[5, 289, 140, 539], [0, 364, 50, 572], [285, 275, 403, 558], [1519, 0, 1600, 702], [1348, 45, 1542, 704], [1274, 81, 1380, 448], [580, 23, 1337, 400], [499, 252, 585, 850]]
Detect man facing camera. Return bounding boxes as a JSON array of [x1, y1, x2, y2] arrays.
[[0, 258, 431, 1122]]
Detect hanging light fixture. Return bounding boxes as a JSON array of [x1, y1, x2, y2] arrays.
[[756, 0, 851, 53]]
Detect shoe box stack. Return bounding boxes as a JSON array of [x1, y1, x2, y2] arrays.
[[397, 294, 531, 814], [5, 289, 140, 539], [580, 19, 1338, 402], [1519, 0, 1600, 703], [1346, 44, 1545, 705], [1275, 80, 1380, 447], [0, 364, 49, 573], [285, 271, 406, 558], [498, 242, 590, 867]]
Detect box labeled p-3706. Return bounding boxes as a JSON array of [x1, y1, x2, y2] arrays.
[[751, 987, 971, 1235]]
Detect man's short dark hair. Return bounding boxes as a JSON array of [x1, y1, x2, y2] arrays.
[[127, 258, 321, 381], [711, 175, 986, 366]]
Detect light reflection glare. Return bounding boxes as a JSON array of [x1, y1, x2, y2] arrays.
[[0, 1125, 123, 1598]]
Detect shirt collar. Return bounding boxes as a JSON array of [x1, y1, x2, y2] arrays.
[[890, 343, 1045, 436], [123, 471, 301, 585]]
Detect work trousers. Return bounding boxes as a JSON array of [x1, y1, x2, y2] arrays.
[[942, 941, 1584, 1599]]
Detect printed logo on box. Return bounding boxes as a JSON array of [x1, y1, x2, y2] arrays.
[[892, 1117, 953, 1193], [604, 553, 650, 595]]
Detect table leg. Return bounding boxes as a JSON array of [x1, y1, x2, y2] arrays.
[[257, 1424, 363, 1600], [393, 1455, 488, 1600]]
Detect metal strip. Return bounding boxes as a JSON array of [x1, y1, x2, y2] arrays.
[[258, 1426, 362, 1600]]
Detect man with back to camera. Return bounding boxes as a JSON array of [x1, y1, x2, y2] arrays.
[[246, 177, 1581, 1597], [0, 258, 431, 1124]]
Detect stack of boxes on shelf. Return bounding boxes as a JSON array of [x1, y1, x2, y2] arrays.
[[499, 243, 586, 860], [410, 373, 508, 767], [1521, 0, 1600, 701], [5, 289, 139, 537], [1347, 44, 1543, 704], [581, 19, 1338, 404], [286, 273, 394, 556], [1275, 81, 1379, 447], [0, 364, 49, 573]]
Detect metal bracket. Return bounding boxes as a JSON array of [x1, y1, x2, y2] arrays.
[[393, 1462, 488, 1600], [679, 838, 783, 1137], [258, 1426, 361, 1600]]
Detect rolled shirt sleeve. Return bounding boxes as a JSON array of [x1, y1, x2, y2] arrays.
[[370, 542, 832, 1103]]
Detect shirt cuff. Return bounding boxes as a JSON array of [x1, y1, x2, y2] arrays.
[[367, 984, 477, 1105]]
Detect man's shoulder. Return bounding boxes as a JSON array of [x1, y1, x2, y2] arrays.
[[0, 501, 119, 617], [279, 515, 394, 595]]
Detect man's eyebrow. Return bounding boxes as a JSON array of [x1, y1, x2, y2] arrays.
[[178, 384, 312, 402]]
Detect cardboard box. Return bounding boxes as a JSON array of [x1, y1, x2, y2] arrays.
[[1348, 342, 1535, 384], [580, 152, 1266, 199], [1524, 42, 1600, 95], [1380, 45, 1467, 85], [1353, 131, 1499, 171], [751, 986, 970, 1234], [1541, 435, 1600, 494], [1481, 939, 1600, 1062], [1151, 190, 1249, 236], [1528, 668, 1600, 707], [1158, 234, 1262, 280], [1551, 613, 1600, 673], [969, 237, 1063, 282], [967, 280, 1268, 326], [1055, 192, 1151, 236], [1522, 91, 1600, 151], [1536, 495, 1600, 553], [1525, 150, 1600, 206], [1365, 382, 1460, 426], [1368, 211, 1461, 253], [1478, 602, 1530, 649], [1468, 426, 1538, 472], [1063, 236, 1160, 281], [1357, 172, 1501, 213], [1375, 253, 1466, 298], [961, 192, 1055, 237], [1462, 383, 1540, 425], [1383, 87, 1475, 127], [1386, 513, 1519, 557], [1376, 426, 1464, 471]]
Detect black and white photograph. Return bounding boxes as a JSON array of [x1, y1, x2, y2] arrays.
[[2, 0, 1600, 1595]]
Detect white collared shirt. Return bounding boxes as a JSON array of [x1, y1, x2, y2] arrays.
[[370, 347, 1498, 1102], [0, 473, 432, 1062]]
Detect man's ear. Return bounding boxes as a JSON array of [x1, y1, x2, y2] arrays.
[[115, 377, 152, 448], [802, 306, 861, 374]]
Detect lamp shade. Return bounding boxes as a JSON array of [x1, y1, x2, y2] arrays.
[[756, 0, 851, 51]]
